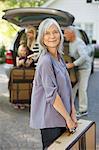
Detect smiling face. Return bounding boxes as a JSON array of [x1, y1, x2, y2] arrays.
[[43, 24, 60, 54]]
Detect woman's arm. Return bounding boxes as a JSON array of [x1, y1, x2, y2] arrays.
[[53, 94, 77, 130], [41, 56, 77, 130]]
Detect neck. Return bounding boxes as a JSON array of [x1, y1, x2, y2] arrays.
[[48, 48, 58, 59]]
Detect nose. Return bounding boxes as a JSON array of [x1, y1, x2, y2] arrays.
[[50, 33, 55, 38]]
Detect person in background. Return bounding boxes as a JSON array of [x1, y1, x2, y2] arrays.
[[30, 18, 77, 150], [64, 26, 91, 118], [20, 25, 39, 64], [16, 44, 33, 68], [26, 26, 37, 50], [14, 44, 33, 109]]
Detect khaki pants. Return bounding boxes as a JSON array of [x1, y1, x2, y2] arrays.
[[72, 68, 91, 112]]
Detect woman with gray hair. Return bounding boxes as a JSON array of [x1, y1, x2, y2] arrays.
[[30, 18, 77, 150]]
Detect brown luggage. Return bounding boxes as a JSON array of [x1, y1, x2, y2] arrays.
[[48, 119, 96, 150], [8, 67, 35, 105]]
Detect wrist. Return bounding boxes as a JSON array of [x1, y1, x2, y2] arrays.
[[64, 112, 71, 121]]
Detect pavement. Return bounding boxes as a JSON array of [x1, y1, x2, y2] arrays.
[[0, 64, 42, 150], [0, 59, 99, 150]]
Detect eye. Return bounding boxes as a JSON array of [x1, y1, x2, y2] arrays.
[[44, 31, 50, 35], [53, 30, 59, 34]]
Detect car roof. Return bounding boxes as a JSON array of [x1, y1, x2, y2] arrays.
[[2, 7, 75, 27]]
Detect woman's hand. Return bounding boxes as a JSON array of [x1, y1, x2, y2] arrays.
[[65, 114, 77, 132], [66, 63, 74, 69]]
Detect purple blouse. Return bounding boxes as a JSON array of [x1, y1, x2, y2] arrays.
[[30, 52, 73, 129]]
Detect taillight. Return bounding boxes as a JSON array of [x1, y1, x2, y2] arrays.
[[6, 51, 13, 64]]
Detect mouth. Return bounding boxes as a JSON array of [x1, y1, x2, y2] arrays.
[[48, 40, 57, 42]]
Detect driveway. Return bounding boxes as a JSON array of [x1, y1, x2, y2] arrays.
[[0, 64, 42, 150], [0, 59, 99, 150]]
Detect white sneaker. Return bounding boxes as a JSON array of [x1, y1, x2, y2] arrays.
[[76, 111, 88, 118]]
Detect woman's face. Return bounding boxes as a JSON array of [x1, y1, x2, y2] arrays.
[[43, 24, 60, 51], [27, 31, 34, 39]]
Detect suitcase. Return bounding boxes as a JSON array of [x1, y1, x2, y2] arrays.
[[8, 67, 35, 105], [48, 119, 96, 150]]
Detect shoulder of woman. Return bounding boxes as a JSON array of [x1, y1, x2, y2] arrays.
[[39, 53, 51, 65]]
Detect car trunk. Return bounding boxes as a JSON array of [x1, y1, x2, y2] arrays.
[[2, 7, 75, 28]]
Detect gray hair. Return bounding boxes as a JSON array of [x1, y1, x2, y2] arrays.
[[37, 18, 64, 55], [65, 26, 81, 38]]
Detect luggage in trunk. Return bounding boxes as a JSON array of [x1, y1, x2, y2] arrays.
[[8, 67, 35, 104]]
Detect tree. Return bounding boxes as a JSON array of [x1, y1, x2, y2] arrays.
[[0, 0, 46, 49], [0, 0, 46, 8]]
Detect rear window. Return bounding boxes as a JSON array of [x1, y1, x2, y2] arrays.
[[19, 14, 69, 27], [2, 8, 74, 27]]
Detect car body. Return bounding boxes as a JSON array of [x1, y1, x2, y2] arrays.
[[94, 44, 99, 58], [2, 7, 94, 77]]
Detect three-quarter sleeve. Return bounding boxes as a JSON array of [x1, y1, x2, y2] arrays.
[[40, 57, 58, 104]]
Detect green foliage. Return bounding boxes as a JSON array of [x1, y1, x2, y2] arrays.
[[0, 0, 46, 55], [0, 45, 6, 64], [0, 45, 6, 57], [5, 0, 34, 8], [0, 19, 19, 49], [0, 0, 46, 8]]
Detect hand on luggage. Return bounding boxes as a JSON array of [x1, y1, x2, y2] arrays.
[[66, 116, 77, 134], [69, 127, 76, 134]]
